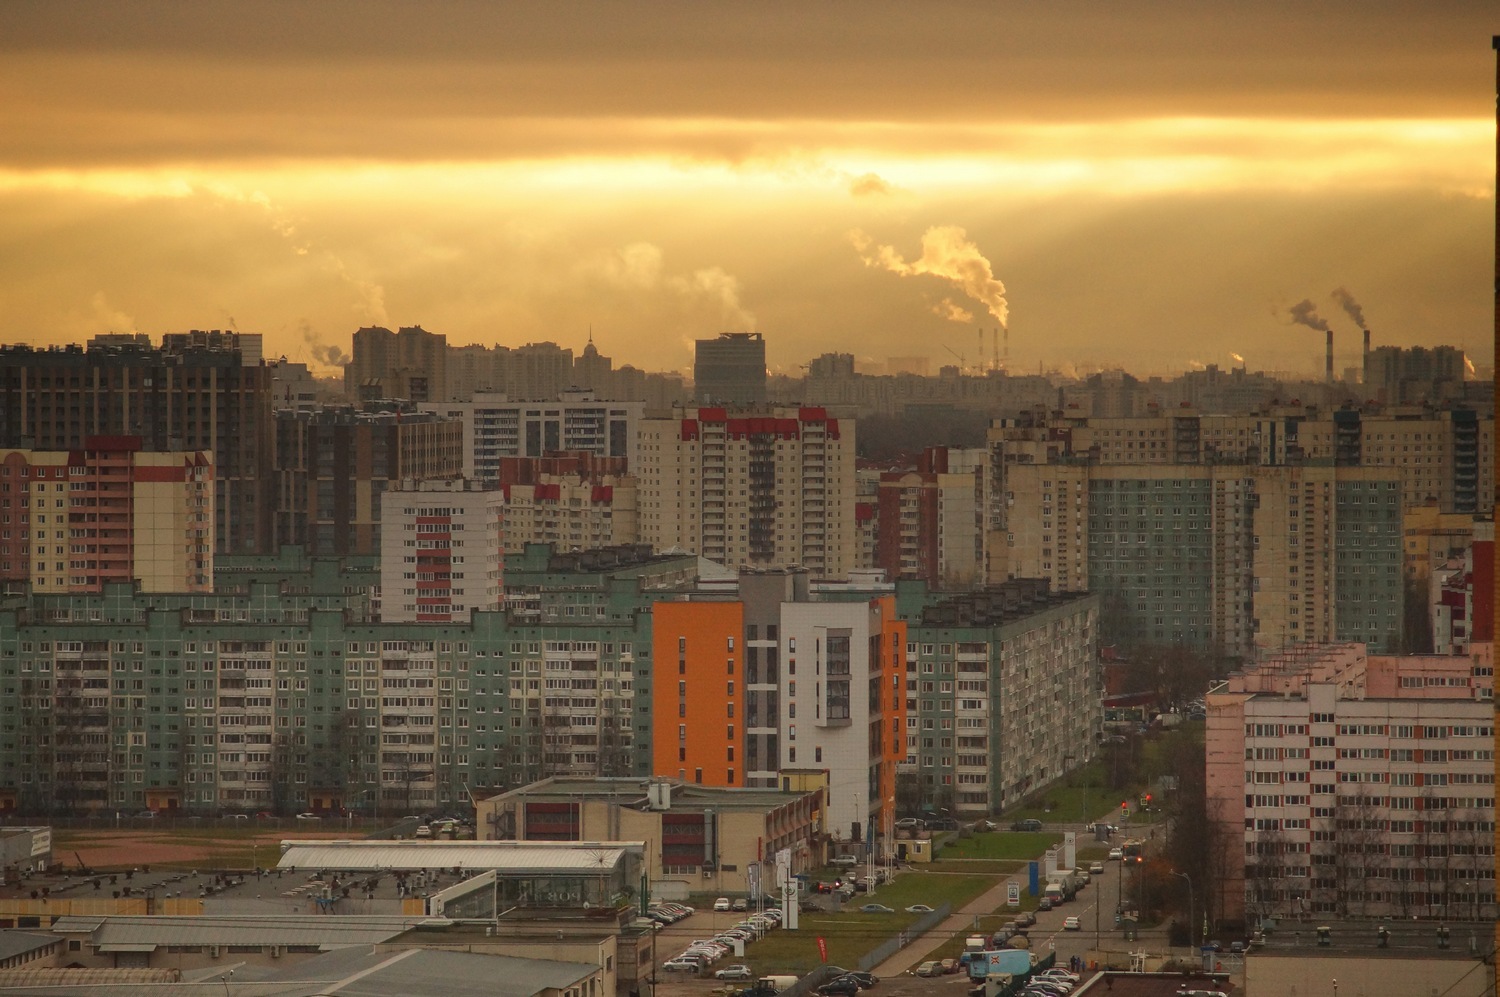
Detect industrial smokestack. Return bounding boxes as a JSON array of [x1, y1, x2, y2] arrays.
[[1363, 328, 1370, 360], [1326, 329, 1334, 383]]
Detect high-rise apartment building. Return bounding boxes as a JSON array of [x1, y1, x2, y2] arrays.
[[638, 406, 855, 576], [345, 325, 448, 402], [1206, 643, 1495, 924], [1364, 345, 1469, 405], [274, 407, 464, 556], [421, 391, 642, 484], [0, 338, 275, 555], [872, 446, 986, 590], [694, 333, 767, 406], [494, 454, 636, 553], [379, 478, 505, 623], [0, 437, 214, 593]]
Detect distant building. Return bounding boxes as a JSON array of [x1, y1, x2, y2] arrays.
[[694, 332, 766, 405], [379, 478, 505, 623], [267, 358, 319, 411], [873, 446, 986, 589], [274, 407, 464, 556], [345, 324, 448, 402], [1365, 345, 1468, 405], [495, 453, 637, 553], [1206, 643, 1495, 924], [0, 337, 275, 555]]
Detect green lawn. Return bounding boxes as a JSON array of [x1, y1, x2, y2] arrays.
[[735, 870, 994, 974], [939, 831, 1061, 861]]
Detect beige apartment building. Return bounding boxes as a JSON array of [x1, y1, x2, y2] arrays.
[[637, 406, 855, 576]]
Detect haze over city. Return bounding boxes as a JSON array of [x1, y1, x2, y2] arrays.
[[0, 1, 1494, 376]]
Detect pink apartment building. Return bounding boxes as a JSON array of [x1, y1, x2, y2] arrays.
[[1206, 642, 1495, 926]]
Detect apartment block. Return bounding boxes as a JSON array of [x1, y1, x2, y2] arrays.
[[379, 479, 505, 623], [903, 580, 1099, 815], [873, 446, 986, 590], [275, 407, 464, 556], [0, 544, 698, 816], [694, 333, 767, 406], [651, 600, 746, 787], [0, 338, 275, 555], [345, 325, 448, 403], [1206, 643, 1495, 924], [638, 406, 855, 577], [988, 417, 1406, 656], [421, 391, 642, 484], [0, 437, 214, 594]]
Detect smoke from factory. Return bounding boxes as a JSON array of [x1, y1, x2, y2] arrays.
[[1330, 287, 1367, 330], [301, 321, 351, 367], [850, 225, 1009, 327], [1230, 353, 1245, 364], [1287, 299, 1330, 332]]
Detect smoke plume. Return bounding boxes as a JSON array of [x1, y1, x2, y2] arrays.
[[1287, 299, 1330, 332], [931, 298, 974, 323], [1330, 287, 1366, 330], [300, 320, 351, 367], [1230, 353, 1245, 364], [850, 226, 1009, 327]]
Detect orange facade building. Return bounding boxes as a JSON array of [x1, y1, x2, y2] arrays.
[[652, 600, 746, 787]]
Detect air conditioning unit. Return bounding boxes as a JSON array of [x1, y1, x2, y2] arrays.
[[702, 869, 713, 879], [270, 945, 283, 959], [209, 945, 221, 959]]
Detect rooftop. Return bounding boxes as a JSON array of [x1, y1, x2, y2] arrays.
[[276, 839, 644, 874]]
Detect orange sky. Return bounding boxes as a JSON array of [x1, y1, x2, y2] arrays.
[[0, 1, 1493, 376]]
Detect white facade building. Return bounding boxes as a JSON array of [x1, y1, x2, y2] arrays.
[[379, 479, 505, 623]]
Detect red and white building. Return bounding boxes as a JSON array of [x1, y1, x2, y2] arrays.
[[379, 478, 504, 622], [0, 436, 213, 593]]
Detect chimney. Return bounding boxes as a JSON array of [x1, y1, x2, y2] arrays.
[[1325, 329, 1334, 383]]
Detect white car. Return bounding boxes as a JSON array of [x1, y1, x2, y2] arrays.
[[1108, 847, 1124, 861], [1063, 915, 1081, 931], [715, 965, 754, 981], [713, 897, 731, 911], [905, 904, 936, 913]]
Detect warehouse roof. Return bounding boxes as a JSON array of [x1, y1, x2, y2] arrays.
[[48, 914, 431, 949]]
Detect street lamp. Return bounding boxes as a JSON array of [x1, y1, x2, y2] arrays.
[[1172, 870, 1194, 954]]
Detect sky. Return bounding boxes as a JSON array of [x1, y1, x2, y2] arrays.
[[0, 1, 1494, 378]]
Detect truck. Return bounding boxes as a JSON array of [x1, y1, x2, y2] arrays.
[[967, 949, 1035, 981], [751, 976, 800, 995], [1043, 875, 1078, 905]]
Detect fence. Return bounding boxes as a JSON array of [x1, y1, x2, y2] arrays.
[[853, 902, 954, 972]]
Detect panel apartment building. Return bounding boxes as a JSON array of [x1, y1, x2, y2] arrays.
[[638, 406, 855, 577], [379, 478, 506, 623], [0, 437, 214, 594], [0, 544, 698, 816], [1206, 643, 1495, 924], [0, 337, 275, 555], [421, 391, 643, 484], [988, 415, 1407, 657]]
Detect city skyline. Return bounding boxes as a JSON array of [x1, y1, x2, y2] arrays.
[[0, 2, 1494, 378]]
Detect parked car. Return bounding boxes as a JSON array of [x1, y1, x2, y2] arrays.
[[818, 977, 861, 997], [1063, 916, 1081, 931], [1037, 897, 1053, 911], [859, 904, 894, 914], [835, 972, 878, 989], [939, 958, 960, 974], [295, 812, 321, 820], [1108, 847, 1124, 861], [1089, 862, 1105, 875], [715, 965, 754, 981], [662, 958, 702, 973], [1037, 970, 1080, 984], [1010, 818, 1043, 832], [413, 825, 433, 838], [135, 810, 158, 818], [974, 819, 997, 831], [905, 904, 935, 913], [831, 855, 859, 868], [713, 897, 731, 911], [914, 961, 942, 978], [731, 898, 749, 912], [1017, 910, 1037, 927]]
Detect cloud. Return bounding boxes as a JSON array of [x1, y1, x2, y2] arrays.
[[585, 242, 754, 330], [851, 225, 1009, 326], [849, 172, 897, 197], [90, 292, 135, 333]]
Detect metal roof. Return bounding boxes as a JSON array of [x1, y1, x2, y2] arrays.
[[0, 930, 60, 961], [48, 914, 432, 948], [276, 839, 640, 874]]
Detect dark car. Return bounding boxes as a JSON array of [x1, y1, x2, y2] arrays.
[[818, 977, 861, 997], [1010, 818, 1043, 832], [835, 972, 878, 989]]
